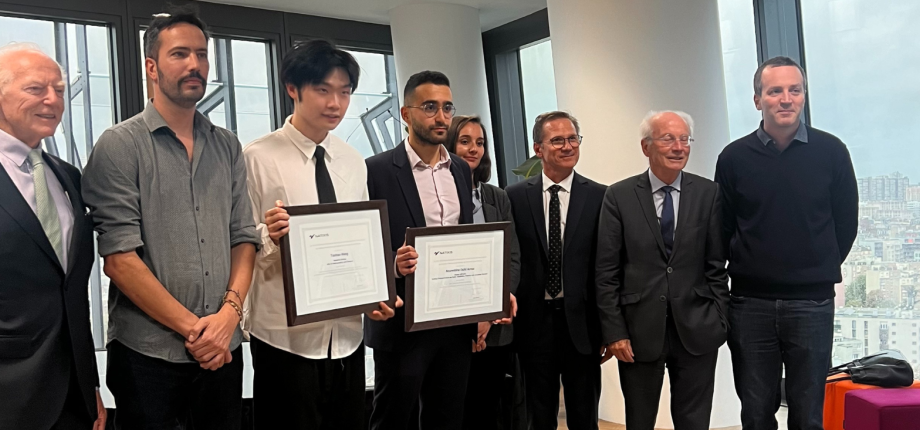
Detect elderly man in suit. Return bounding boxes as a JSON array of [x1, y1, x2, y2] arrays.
[[595, 111, 729, 430], [0, 43, 106, 429]]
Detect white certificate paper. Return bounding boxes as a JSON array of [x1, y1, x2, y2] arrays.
[[286, 209, 391, 317], [413, 230, 505, 323]]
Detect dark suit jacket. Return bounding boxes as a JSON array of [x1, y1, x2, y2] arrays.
[[364, 142, 475, 351], [506, 172, 606, 355], [595, 171, 729, 362], [479, 182, 521, 347], [0, 152, 99, 429]]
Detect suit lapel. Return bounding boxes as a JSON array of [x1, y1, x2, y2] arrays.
[[525, 175, 549, 258], [45, 155, 83, 275], [393, 141, 426, 227], [563, 173, 587, 255], [669, 173, 694, 260], [635, 172, 668, 260], [0, 161, 63, 272]]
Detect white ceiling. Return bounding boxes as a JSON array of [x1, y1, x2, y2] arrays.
[[204, 0, 546, 31]]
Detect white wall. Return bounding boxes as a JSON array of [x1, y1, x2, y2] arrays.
[[389, 2, 498, 184]]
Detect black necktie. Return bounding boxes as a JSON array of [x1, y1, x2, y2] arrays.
[[314, 145, 336, 204], [547, 185, 563, 298], [660, 185, 675, 256]]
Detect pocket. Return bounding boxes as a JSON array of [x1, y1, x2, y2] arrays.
[[807, 299, 832, 306], [0, 334, 37, 359], [619, 292, 640, 305], [694, 287, 717, 301]]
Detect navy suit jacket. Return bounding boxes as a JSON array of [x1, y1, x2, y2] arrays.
[[0, 152, 99, 429]]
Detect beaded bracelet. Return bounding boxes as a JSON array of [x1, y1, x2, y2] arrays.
[[223, 299, 243, 321]]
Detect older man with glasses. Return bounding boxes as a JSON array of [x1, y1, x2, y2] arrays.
[[506, 111, 607, 430], [595, 111, 729, 430]]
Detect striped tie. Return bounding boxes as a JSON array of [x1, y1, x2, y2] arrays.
[[28, 148, 64, 266]]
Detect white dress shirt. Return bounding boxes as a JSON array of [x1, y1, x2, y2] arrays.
[[648, 170, 682, 229], [243, 116, 368, 359], [0, 129, 74, 268], [542, 170, 574, 299], [406, 141, 461, 226]]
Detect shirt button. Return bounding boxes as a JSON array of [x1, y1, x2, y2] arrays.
[[205, 305, 210, 309], [205, 271, 209, 276], [667, 267, 673, 274], [201, 239, 205, 243], [659, 295, 667, 302], [196, 206, 200, 211]]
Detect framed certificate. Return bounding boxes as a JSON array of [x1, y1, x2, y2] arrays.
[[280, 200, 397, 326], [404, 222, 512, 332]]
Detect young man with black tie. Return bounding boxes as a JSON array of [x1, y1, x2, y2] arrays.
[[243, 40, 398, 430]]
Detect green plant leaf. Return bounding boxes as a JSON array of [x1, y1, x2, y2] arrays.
[[512, 155, 543, 178]]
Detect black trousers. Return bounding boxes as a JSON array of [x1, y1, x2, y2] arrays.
[[51, 367, 93, 430], [617, 314, 718, 430], [462, 344, 513, 430], [106, 340, 243, 430], [519, 301, 601, 430], [369, 326, 472, 430], [250, 336, 366, 430]]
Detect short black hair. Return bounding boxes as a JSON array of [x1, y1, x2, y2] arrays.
[[280, 39, 360, 96], [403, 70, 450, 104], [143, 4, 210, 60], [753, 56, 807, 96], [446, 115, 492, 185]]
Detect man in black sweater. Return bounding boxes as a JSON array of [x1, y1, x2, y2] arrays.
[[715, 56, 858, 430]]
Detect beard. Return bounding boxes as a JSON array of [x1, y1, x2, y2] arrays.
[[156, 65, 206, 108], [411, 119, 448, 146]]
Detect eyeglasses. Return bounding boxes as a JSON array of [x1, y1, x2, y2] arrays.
[[651, 134, 694, 147], [406, 102, 457, 118], [542, 135, 583, 149]]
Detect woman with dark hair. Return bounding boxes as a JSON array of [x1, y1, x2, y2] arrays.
[[446, 115, 521, 430]]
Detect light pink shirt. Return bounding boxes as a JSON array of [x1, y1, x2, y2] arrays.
[[0, 129, 74, 268], [405, 140, 461, 226]]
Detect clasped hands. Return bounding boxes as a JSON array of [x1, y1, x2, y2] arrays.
[[184, 299, 240, 370]]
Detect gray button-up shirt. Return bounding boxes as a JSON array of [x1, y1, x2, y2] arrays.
[[82, 102, 259, 363]]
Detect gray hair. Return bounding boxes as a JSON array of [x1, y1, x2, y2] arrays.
[[0, 42, 64, 92], [639, 110, 695, 146], [533, 110, 581, 144]]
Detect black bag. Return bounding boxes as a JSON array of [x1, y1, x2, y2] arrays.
[[827, 349, 915, 388]]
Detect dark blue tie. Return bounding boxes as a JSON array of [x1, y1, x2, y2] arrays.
[[660, 186, 675, 256]]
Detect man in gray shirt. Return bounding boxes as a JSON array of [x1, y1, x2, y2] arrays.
[[82, 7, 258, 429]]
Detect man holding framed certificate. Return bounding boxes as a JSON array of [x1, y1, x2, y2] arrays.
[[243, 40, 399, 430], [365, 71, 478, 430]]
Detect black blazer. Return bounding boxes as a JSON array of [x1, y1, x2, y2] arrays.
[[364, 142, 475, 351], [0, 153, 99, 429], [506, 172, 606, 355], [479, 182, 521, 347], [595, 171, 729, 362]]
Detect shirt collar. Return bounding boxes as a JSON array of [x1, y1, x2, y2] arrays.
[[648, 169, 682, 193], [142, 99, 216, 135], [542, 170, 575, 193], [280, 115, 335, 161], [406, 139, 451, 170], [0, 128, 34, 168], [756, 120, 808, 146]]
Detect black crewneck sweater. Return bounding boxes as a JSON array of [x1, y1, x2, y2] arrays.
[[714, 125, 859, 300]]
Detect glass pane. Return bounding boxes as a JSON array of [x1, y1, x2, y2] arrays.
[[1, 15, 117, 348], [717, 0, 761, 141], [330, 50, 399, 159], [520, 39, 559, 157], [801, 0, 920, 374]]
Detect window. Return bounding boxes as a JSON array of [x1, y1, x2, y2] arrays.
[[519, 39, 558, 156], [1, 14, 118, 349], [139, 31, 276, 145], [801, 0, 920, 378], [331, 50, 401, 159], [716, 0, 761, 141]]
